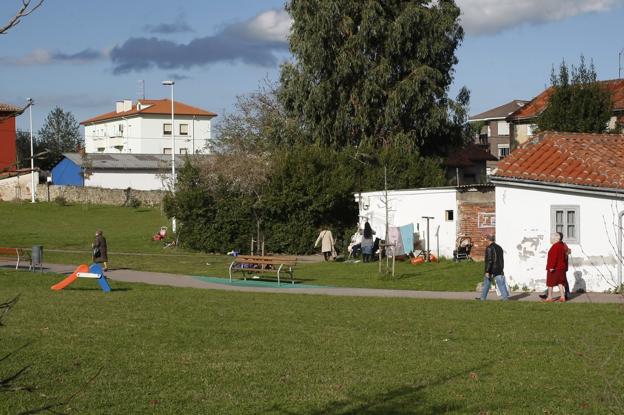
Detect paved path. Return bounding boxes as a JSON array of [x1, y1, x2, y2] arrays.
[[5, 261, 624, 303]]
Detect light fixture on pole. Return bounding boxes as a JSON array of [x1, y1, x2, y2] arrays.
[[162, 80, 176, 233], [27, 98, 35, 203]]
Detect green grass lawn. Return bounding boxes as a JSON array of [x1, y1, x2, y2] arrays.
[[0, 202, 483, 291], [1, 270, 623, 414]]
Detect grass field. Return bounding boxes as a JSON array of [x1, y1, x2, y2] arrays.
[[1, 270, 624, 414], [0, 202, 483, 291]]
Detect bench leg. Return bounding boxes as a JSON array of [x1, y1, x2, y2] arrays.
[[228, 261, 236, 283], [277, 264, 284, 286]]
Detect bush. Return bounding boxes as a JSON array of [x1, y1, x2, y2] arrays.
[[54, 196, 68, 206]]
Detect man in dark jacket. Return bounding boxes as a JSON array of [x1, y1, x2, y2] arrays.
[[478, 235, 509, 301]]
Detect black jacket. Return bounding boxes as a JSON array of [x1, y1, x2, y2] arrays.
[[484, 242, 504, 276]]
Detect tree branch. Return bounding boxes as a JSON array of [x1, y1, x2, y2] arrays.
[[0, 0, 44, 35]]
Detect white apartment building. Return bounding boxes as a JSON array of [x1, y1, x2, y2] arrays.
[[81, 99, 217, 155]]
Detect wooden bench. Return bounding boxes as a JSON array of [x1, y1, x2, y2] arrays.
[[0, 247, 30, 270], [229, 255, 298, 285]]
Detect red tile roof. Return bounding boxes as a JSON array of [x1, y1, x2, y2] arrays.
[[508, 79, 624, 121], [493, 132, 624, 190], [81, 99, 217, 124]]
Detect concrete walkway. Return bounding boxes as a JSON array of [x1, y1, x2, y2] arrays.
[[7, 261, 624, 304]]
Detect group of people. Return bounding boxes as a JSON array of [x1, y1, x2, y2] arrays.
[[315, 222, 377, 262], [479, 231, 571, 302]]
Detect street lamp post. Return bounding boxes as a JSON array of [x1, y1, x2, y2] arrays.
[[619, 48, 624, 79], [27, 98, 35, 203], [162, 80, 176, 233]]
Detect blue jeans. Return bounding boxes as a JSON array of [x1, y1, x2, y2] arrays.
[[480, 274, 509, 300]]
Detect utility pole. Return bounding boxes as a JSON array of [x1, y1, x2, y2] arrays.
[[620, 48, 624, 79]]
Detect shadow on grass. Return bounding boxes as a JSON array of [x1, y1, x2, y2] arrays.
[[64, 287, 131, 292], [265, 363, 498, 415]]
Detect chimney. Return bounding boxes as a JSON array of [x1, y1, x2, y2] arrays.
[[115, 101, 124, 113], [124, 99, 132, 112]]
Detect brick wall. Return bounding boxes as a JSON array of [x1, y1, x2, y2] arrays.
[[457, 188, 495, 260]]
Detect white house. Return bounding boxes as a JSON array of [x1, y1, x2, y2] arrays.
[[357, 185, 495, 259], [491, 132, 624, 293], [51, 153, 192, 191], [81, 99, 217, 155]]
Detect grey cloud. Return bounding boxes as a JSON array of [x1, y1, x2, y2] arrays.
[[144, 21, 194, 34], [52, 48, 106, 63], [459, 0, 624, 36], [168, 73, 191, 81], [111, 9, 290, 74], [1, 48, 107, 66]]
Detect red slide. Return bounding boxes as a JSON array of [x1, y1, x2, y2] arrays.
[[51, 264, 89, 291]]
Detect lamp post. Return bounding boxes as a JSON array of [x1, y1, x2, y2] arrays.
[[27, 98, 35, 203], [619, 48, 624, 79], [162, 80, 176, 233]]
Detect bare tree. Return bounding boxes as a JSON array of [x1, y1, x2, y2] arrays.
[[0, 0, 44, 35]]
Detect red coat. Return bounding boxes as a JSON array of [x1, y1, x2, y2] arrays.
[[547, 241, 568, 271]]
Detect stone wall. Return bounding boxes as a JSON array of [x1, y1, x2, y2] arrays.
[[457, 187, 495, 260], [0, 176, 164, 207]]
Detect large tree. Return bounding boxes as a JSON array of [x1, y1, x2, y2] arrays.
[[36, 107, 83, 171], [279, 0, 469, 154], [538, 56, 613, 134]]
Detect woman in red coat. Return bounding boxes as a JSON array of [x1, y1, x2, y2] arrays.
[[544, 232, 568, 302]]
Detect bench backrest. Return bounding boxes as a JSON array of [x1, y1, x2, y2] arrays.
[[234, 255, 297, 267], [0, 247, 22, 256]]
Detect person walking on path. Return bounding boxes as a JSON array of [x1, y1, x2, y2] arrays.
[[315, 227, 335, 261], [543, 232, 568, 303], [92, 229, 109, 271], [361, 222, 375, 263], [478, 235, 509, 301]]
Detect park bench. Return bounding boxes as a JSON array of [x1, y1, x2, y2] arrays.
[[0, 247, 30, 270], [228, 255, 298, 285]]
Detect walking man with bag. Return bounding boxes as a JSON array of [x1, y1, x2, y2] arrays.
[[477, 234, 509, 301], [92, 229, 109, 271]]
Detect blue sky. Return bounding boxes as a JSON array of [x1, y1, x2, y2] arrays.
[[2, 0, 624, 133]]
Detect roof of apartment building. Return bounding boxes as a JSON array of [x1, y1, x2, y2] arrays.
[[445, 143, 498, 167], [468, 100, 528, 122], [507, 79, 624, 122], [81, 99, 217, 125], [61, 153, 198, 170], [492, 131, 624, 190]]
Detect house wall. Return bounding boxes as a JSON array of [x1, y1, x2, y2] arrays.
[[85, 170, 170, 191], [457, 189, 496, 260], [358, 188, 458, 258], [0, 171, 39, 201], [511, 122, 534, 147], [496, 183, 622, 292], [84, 114, 212, 155], [0, 117, 16, 172]]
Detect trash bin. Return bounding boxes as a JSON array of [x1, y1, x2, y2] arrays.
[[31, 245, 43, 271]]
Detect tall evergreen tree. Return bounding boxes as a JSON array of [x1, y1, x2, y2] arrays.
[[538, 56, 613, 133], [279, 0, 469, 155], [36, 107, 83, 170]]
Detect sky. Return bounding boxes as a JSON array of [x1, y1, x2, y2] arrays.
[[2, 0, 624, 133]]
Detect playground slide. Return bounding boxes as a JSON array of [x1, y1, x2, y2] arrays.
[[51, 264, 89, 291]]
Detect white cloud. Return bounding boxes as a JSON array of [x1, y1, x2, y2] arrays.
[[243, 9, 292, 43], [458, 0, 624, 36]]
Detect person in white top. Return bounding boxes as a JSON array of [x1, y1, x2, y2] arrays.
[[314, 227, 335, 261]]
